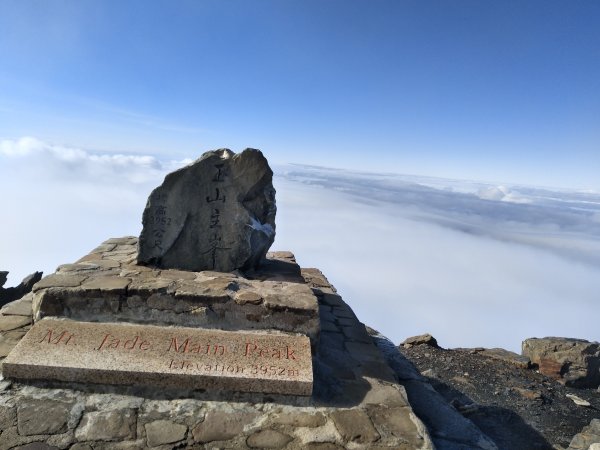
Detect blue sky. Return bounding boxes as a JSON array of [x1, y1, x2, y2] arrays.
[[1, 1, 599, 188], [1, 2, 600, 349]]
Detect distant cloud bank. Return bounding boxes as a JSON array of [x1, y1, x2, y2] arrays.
[[273, 165, 600, 351], [1, 139, 599, 352], [0, 137, 192, 184]]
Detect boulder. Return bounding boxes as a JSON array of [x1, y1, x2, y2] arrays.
[[401, 333, 439, 348], [522, 337, 600, 388], [137, 148, 276, 272]]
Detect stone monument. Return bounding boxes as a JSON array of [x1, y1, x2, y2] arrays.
[[0, 148, 435, 449], [137, 148, 276, 272], [3, 148, 317, 397]]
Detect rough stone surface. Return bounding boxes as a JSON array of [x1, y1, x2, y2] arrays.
[[1, 293, 33, 316], [0, 329, 28, 357], [192, 410, 259, 443], [567, 419, 600, 450], [246, 429, 294, 448], [0, 314, 31, 332], [31, 239, 320, 343], [0, 254, 434, 450], [137, 148, 276, 272], [11, 444, 60, 450], [270, 411, 326, 428], [470, 347, 531, 369], [401, 333, 439, 349], [330, 409, 380, 444], [523, 337, 600, 388], [4, 318, 313, 396], [374, 331, 499, 450], [75, 409, 137, 441], [17, 398, 73, 435], [144, 419, 187, 447]]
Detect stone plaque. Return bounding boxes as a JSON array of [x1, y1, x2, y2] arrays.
[[3, 319, 313, 396]]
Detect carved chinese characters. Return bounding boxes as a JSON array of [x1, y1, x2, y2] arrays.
[[137, 148, 276, 272], [204, 162, 233, 270], [3, 319, 313, 395]]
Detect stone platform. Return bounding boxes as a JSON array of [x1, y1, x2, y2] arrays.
[[31, 238, 320, 344], [0, 263, 435, 449]]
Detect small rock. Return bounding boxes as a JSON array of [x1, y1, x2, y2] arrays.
[[0, 330, 27, 357], [17, 398, 73, 436], [75, 409, 137, 441], [401, 333, 439, 348], [566, 393, 591, 407], [69, 445, 93, 450], [421, 368, 438, 378], [12, 444, 60, 450], [271, 411, 326, 428], [367, 405, 424, 445], [246, 429, 294, 448], [330, 409, 380, 444], [513, 387, 543, 401], [192, 410, 258, 443], [145, 420, 187, 447], [1, 293, 33, 316], [0, 314, 32, 332]]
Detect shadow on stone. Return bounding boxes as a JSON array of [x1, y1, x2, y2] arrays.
[[430, 379, 553, 450]]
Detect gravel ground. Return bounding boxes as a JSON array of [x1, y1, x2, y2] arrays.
[[399, 343, 600, 450]]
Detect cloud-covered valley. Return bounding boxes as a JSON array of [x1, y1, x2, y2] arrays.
[[1, 138, 598, 352]]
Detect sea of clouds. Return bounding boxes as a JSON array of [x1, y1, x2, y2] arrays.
[[2, 137, 599, 352]]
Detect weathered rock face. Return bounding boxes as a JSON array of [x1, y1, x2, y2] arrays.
[[0, 254, 435, 450], [137, 148, 276, 272], [0, 270, 43, 307], [522, 337, 600, 388], [401, 333, 439, 348], [31, 237, 320, 344]]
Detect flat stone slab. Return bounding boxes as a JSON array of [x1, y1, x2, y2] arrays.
[[3, 318, 313, 395], [32, 238, 319, 344]]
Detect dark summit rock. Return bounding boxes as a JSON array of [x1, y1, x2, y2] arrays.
[[137, 148, 276, 272], [0, 270, 43, 306]]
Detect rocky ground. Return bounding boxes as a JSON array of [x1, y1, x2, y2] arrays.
[[399, 340, 600, 450]]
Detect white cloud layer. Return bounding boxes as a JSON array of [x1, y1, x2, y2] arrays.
[[0, 137, 191, 183], [271, 165, 600, 352], [1, 139, 599, 352]]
